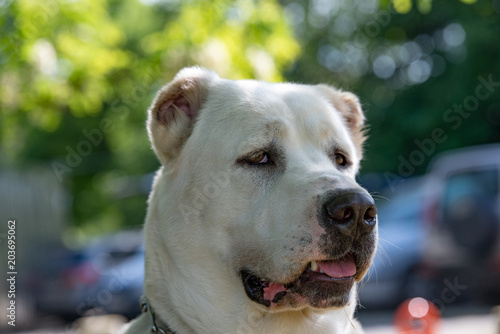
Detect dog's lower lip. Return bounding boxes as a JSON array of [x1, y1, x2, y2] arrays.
[[241, 258, 358, 308]]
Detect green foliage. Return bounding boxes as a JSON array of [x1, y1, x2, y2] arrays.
[[0, 0, 299, 237]]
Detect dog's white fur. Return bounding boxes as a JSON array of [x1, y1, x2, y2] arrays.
[[123, 67, 376, 334]]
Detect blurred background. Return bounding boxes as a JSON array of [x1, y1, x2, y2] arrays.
[[1, 0, 499, 332]]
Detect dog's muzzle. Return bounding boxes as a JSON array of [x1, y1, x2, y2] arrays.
[[241, 188, 377, 309], [322, 189, 377, 237]]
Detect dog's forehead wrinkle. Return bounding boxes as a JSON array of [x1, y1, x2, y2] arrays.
[[283, 116, 356, 169], [215, 79, 294, 116], [281, 88, 350, 143], [265, 119, 289, 138]]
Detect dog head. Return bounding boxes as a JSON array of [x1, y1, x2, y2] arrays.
[[146, 67, 377, 313]]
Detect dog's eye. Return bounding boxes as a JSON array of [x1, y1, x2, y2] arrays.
[[247, 152, 270, 165], [335, 153, 347, 167]]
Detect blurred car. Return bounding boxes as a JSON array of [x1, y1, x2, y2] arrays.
[[27, 245, 88, 320], [32, 229, 144, 320], [358, 177, 427, 308], [420, 143, 500, 302]]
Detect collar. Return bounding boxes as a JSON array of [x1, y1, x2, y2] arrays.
[[140, 296, 177, 334]]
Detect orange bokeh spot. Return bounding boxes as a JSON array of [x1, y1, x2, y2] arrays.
[[394, 298, 441, 334]]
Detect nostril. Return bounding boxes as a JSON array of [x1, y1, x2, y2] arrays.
[[338, 207, 354, 225], [343, 208, 353, 220], [363, 206, 377, 226], [326, 205, 355, 225]]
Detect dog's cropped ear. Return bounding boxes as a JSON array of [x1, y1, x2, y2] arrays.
[[148, 67, 218, 164], [316, 85, 367, 158]]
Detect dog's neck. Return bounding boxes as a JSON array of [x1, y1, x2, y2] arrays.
[[140, 292, 359, 334], [140, 296, 176, 334]]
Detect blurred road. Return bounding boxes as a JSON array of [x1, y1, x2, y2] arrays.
[[5, 308, 499, 334], [364, 314, 498, 334]]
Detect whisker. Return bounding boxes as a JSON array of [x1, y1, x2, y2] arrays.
[[369, 192, 390, 203], [378, 237, 403, 252], [343, 308, 359, 333]]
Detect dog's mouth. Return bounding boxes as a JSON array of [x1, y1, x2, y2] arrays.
[[241, 252, 360, 309]]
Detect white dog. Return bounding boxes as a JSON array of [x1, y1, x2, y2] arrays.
[[123, 67, 377, 334]]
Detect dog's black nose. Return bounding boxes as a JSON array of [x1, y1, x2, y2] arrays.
[[323, 190, 377, 236]]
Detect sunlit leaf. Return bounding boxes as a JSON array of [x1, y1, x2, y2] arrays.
[[392, 0, 413, 14], [417, 0, 432, 14]]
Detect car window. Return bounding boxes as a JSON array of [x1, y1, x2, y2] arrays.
[[439, 167, 499, 256], [440, 167, 499, 230], [441, 168, 498, 214]]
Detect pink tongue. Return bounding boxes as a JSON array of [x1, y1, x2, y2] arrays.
[[318, 255, 356, 278]]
